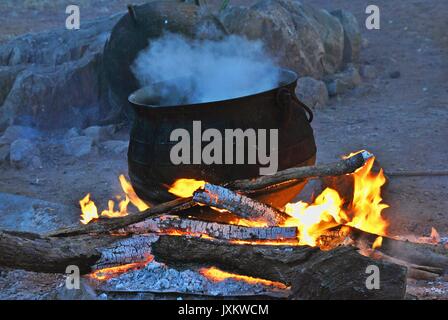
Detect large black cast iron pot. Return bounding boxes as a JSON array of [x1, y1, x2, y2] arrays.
[[128, 69, 316, 208]]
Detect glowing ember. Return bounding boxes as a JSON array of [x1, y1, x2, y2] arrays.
[[79, 175, 149, 224], [168, 178, 206, 197], [282, 155, 389, 247], [230, 239, 299, 246], [200, 267, 288, 289], [89, 256, 154, 281], [372, 236, 383, 249]]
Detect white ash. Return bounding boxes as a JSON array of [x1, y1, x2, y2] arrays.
[[131, 33, 280, 105], [89, 260, 288, 298]]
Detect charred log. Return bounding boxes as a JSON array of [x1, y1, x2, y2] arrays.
[[350, 228, 448, 272], [47, 152, 371, 238], [117, 215, 298, 241], [151, 235, 407, 299], [193, 184, 289, 226], [225, 150, 372, 192], [45, 197, 194, 237]]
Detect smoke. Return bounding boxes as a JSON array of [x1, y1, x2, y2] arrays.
[[131, 33, 280, 106]]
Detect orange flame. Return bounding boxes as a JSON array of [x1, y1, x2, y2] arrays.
[[431, 227, 440, 244], [119, 175, 149, 211], [80, 193, 99, 224], [168, 178, 206, 198], [200, 267, 288, 289], [372, 236, 383, 249], [282, 156, 389, 247], [79, 175, 149, 224]]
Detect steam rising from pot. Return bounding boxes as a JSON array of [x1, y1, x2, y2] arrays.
[[131, 33, 280, 106]]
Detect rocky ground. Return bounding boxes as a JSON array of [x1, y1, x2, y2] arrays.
[[0, 0, 447, 299]]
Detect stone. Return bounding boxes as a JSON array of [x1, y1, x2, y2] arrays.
[[0, 14, 122, 130], [0, 125, 39, 146], [389, 70, 401, 79], [325, 64, 362, 96], [220, 0, 326, 78], [0, 55, 102, 130], [64, 136, 93, 158], [9, 138, 41, 169], [102, 140, 129, 154], [295, 77, 329, 108], [331, 9, 362, 63], [0, 192, 79, 233], [302, 5, 344, 74], [0, 65, 27, 107], [359, 64, 377, 79], [220, 0, 347, 77], [82, 125, 115, 143], [0, 144, 10, 162], [64, 127, 81, 140]]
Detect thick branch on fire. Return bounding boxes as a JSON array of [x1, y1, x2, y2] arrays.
[[350, 228, 448, 272], [47, 152, 372, 237], [193, 184, 289, 226], [117, 215, 298, 241], [225, 150, 373, 192], [45, 197, 194, 237]]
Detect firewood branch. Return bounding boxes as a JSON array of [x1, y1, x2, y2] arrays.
[[193, 184, 290, 226], [46, 151, 371, 237], [116, 215, 298, 241]]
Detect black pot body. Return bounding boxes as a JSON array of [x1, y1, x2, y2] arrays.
[[128, 69, 316, 207]]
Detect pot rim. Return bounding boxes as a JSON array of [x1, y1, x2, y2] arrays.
[[128, 68, 298, 109]]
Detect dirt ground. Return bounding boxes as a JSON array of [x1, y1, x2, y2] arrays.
[[0, 0, 447, 299]]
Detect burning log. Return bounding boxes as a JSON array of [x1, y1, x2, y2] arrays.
[[350, 228, 448, 272], [45, 197, 194, 237], [368, 250, 443, 281], [151, 235, 407, 299], [225, 150, 372, 192], [117, 215, 298, 241], [0, 230, 156, 274], [0, 230, 407, 299], [193, 184, 289, 226], [47, 152, 371, 238]]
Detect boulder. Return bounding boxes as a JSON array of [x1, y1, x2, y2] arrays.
[[0, 125, 39, 145], [301, 5, 344, 74], [0, 54, 102, 130], [0, 144, 10, 163], [82, 125, 116, 144], [64, 127, 81, 140], [0, 14, 122, 130], [331, 10, 362, 64], [64, 136, 94, 158], [102, 140, 129, 154], [359, 64, 377, 79], [9, 138, 41, 169], [296, 77, 329, 108], [0, 65, 27, 107], [220, 0, 325, 78], [325, 64, 362, 96]]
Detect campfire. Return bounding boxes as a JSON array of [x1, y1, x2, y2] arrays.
[[1, 150, 446, 299], [34, 150, 444, 298]]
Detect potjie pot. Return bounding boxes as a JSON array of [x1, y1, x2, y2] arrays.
[[127, 68, 316, 208]]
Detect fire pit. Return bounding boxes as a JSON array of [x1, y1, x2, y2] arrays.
[[3, 149, 447, 300]]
